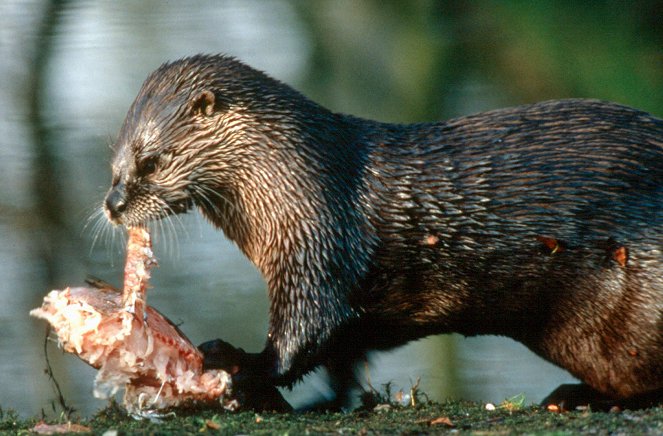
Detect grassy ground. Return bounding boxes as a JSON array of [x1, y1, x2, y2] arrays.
[[3, 399, 662, 435]]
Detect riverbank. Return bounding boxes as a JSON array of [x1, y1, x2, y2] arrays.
[[4, 399, 662, 434]]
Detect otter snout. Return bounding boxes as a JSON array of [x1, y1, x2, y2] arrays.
[[105, 183, 127, 223]]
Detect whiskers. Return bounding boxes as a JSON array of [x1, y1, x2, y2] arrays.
[[189, 184, 235, 225], [80, 182, 233, 265], [82, 204, 126, 266], [81, 201, 190, 263], [148, 202, 190, 259]]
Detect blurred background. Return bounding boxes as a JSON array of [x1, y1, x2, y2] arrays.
[[1, 0, 661, 417]]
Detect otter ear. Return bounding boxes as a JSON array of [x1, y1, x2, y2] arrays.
[[191, 90, 217, 116]]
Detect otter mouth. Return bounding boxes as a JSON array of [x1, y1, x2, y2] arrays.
[[105, 197, 194, 228], [141, 197, 194, 226], [168, 197, 194, 215]]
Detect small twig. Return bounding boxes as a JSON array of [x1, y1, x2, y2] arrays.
[[409, 377, 421, 407], [42, 325, 76, 418]]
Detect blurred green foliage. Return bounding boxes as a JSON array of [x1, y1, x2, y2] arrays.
[[297, 0, 663, 121]]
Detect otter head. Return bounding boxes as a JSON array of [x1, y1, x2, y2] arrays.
[[103, 54, 343, 266], [104, 55, 259, 228]]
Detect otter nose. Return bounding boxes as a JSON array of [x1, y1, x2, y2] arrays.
[[105, 184, 127, 219]]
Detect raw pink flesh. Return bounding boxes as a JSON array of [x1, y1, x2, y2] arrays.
[[30, 227, 233, 415]]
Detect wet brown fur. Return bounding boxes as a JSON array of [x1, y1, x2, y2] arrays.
[[105, 54, 662, 406]]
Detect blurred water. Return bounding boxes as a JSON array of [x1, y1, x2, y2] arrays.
[[2, 0, 659, 418]]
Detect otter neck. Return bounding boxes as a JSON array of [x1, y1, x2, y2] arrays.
[[200, 110, 374, 376], [200, 110, 368, 277]]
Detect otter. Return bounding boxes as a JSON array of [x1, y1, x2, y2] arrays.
[[104, 54, 662, 410]]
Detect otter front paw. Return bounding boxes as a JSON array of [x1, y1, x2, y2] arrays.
[[198, 338, 292, 412], [199, 338, 246, 374]]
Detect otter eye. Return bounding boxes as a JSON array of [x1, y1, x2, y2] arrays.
[[137, 156, 159, 176]]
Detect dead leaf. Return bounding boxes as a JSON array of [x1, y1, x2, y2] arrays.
[[31, 421, 92, 434], [613, 246, 628, 267], [536, 235, 565, 254], [205, 419, 221, 430], [429, 416, 454, 427]]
